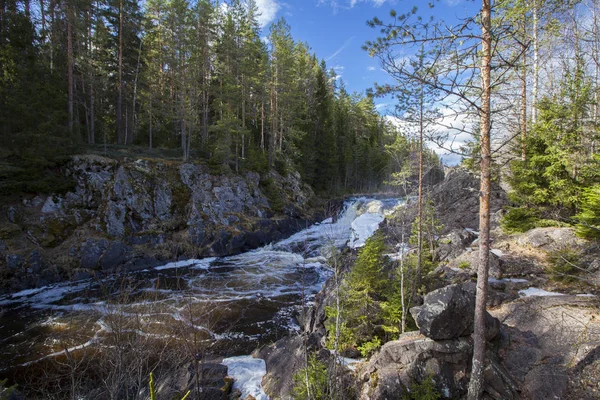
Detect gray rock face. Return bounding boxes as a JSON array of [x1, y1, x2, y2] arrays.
[[431, 167, 507, 234], [358, 332, 518, 400], [80, 239, 109, 270], [492, 295, 600, 399], [410, 282, 477, 340], [515, 227, 584, 251], [0, 154, 320, 294], [41, 196, 62, 214], [448, 249, 503, 279], [434, 229, 477, 262], [6, 254, 24, 270], [410, 282, 500, 341], [522, 364, 569, 400]]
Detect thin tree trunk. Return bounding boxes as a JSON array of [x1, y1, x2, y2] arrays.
[[90, 81, 95, 144], [261, 99, 265, 151], [467, 1, 492, 398], [416, 82, 424, 296], [149, 97, 153, 150], [116, 0, 123, 145], [532, 0, 539, 124], [521, 24, 527, 161], [132, 39, 142, 144], [67, 2, 74, 133], [89, 8, 95, 144], [49, 0, 54, 72], [39, 0, 45, 40]]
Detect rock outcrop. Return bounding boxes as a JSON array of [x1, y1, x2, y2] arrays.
[[492, 295, 600, 400], [410, 282, 500, 341], [0, 155, 322, 294], [358, 282, 515, 400], [430, 167, 507, 234]]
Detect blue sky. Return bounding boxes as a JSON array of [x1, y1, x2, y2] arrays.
[[254, 0, 482, 165], [256, 0, 479, 106]]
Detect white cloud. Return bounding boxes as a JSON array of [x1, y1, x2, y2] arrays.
[[320, 0, 392, 10], [256, 0, 281, 27], [444, 0, 462, 6], [385, 106, 475, 167], [367, 66, 376, 71]]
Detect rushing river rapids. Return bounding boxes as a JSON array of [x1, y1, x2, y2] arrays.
[[0, 197, 404, 396]]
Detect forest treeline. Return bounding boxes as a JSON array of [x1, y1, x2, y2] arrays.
[[0, 0, 423, 194]]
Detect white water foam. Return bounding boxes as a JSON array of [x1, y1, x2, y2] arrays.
[[222, 356, 268, 400], [154, 258, 216, 271]]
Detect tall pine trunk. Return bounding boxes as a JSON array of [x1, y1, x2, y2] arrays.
[[467, 0, 492, 398], [532, 0, 539, 124], [521, 18, 527, 161], [116, 0, 123, 144], [67, 2, 74, 133]]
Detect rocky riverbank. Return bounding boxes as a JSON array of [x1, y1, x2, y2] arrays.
[[0, 155, 329, 294], [257, 167, 600, 399]]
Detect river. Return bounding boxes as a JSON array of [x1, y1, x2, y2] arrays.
[[0, 196, 404, 398]]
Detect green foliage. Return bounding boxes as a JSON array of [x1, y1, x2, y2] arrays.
[[546, 246, 583, 282], [348, 233, 388, 296], [0, 379, 19, 400], [457, 261, 470, 270], [501, 207, 539, 233], [260, 177, 284, 213], [357, 336, 382, 357], [506, 72, 600, 226], [291, 353, 329, 400], [402, 376, 441, 400], [576, 184, 600, 239]]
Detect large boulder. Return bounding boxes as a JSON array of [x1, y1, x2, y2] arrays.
[[492, 295, 600, 399], [434, 229, 478, 262], [410, 282, 500, 341], [515, 227, 585, 251], [357, 332, 518, 400], [430, 167, 507, 234], [448, 249, 503, 279]]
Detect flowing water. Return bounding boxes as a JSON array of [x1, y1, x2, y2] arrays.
[[0, 197, 404, 394]]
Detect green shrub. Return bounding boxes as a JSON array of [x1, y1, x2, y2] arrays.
[[546, 246, 582, 282], [500, 207, 539, 233], [357, 336, 382, 357], [260, 177, 284, 213], [402, 376, 441, 400], [457, 261, 470, 270], [292, 354, 328, 400], [0, 379, 20, 400], [576, 184, 600, 239]]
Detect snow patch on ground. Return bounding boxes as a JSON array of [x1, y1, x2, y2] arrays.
[[489, 278, 529, 283], [519, 287, 565, 297], [222, 356, 268, 400], [490, 249, 504, 257]]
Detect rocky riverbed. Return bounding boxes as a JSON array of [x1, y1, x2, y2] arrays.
[[0, 155, 330, 294]]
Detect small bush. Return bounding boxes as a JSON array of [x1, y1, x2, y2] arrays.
[[500, 207, 539, 233], [576, 184, 600, 239], [403, 376, 441, 400], [457, 261, 470, 270], [357, 336, 382, 357], [546, 246, 582, 282], [260, 177, 284, 213], [291, 354, 328, 400]]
